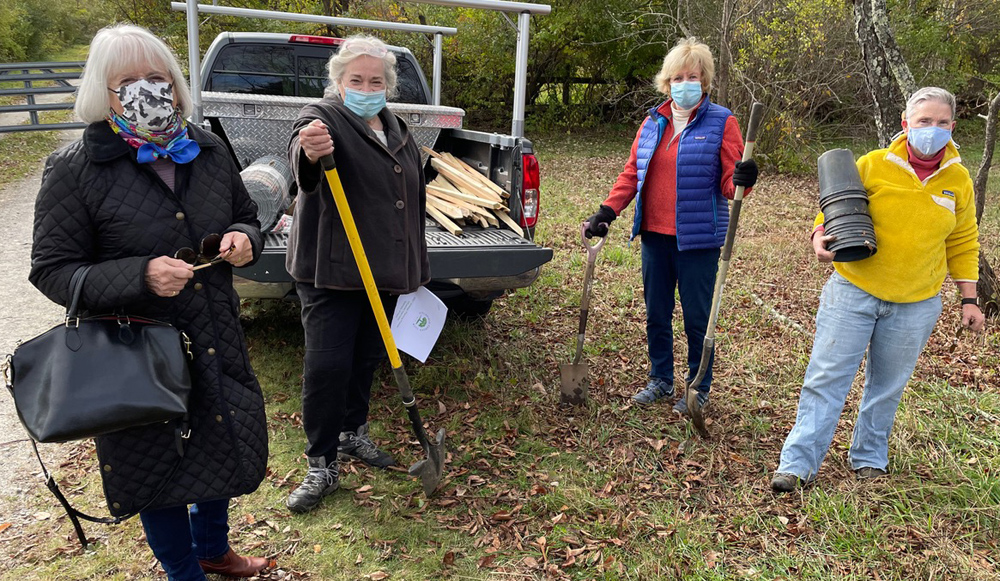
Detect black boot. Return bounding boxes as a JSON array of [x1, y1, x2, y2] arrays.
[[286, 456, 339, 513], [338, 423, 396, 469]]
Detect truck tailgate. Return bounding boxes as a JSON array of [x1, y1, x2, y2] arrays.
[[237, 220, 551, 284]]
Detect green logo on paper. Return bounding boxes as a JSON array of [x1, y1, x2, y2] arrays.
[[414, 314, 430, 330]]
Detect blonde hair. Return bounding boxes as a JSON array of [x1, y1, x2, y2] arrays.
[[653, 37, 715, 95], [325, 34, 398, 99], [75, 24, 192, 124]]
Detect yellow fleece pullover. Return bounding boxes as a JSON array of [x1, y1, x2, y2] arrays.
[[815, 135, 979, 303]]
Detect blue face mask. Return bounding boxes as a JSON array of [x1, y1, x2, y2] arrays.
[[343, 88, 386, 120], [907, 125, 952, 157], [670, 81, 703, 110]]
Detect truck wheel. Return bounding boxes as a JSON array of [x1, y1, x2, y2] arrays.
[[445, 295, 494, 320]]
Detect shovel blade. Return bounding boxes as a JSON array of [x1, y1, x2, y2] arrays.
[[559, 363, 589, 406], [408, 427, 446, 497], [685, 386, 710, 438]]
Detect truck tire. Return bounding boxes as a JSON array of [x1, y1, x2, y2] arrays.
[[444, 294, 494, 320]]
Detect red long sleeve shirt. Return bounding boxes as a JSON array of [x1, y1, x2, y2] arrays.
[[602, 100, 749, 236]]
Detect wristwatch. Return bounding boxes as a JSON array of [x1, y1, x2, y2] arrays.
[[961, 297, 978, 306]]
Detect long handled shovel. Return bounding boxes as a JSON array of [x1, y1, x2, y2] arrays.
[[684, 102, 765, 438], [319, 154, 445, 496], [559, 223, 607, 405]]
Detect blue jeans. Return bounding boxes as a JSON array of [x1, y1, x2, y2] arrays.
[[139, 499, 231, 581], [641, 232, 720, 393], [777, 273, 942, 480]]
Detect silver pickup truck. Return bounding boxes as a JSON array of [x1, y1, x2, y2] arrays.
[[200, 32, 552, 316]]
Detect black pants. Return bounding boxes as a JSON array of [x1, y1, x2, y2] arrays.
[[297, 283, 397, 461]]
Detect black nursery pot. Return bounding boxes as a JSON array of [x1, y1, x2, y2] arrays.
[[817, 149, 877, 262]]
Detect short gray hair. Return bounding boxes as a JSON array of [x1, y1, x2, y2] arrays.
[[325, 35, 398, 99], [905, 87, 955, 121], [75, 24, 192, 124]]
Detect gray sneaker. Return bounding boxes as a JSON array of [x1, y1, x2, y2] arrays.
[[287, 456, 339, 513], [854, 467, 888, 480], [672, 391, 709, 416], [632, 378, 674, 404], [770, 472, 801, 493], [338, 423, 396, 469]]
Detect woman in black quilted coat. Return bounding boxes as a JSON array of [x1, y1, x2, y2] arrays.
[[29, 24, 269, 581]]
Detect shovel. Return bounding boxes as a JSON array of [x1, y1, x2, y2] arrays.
[[319, 154, 445, 496], [684, 102, 765, 438], [560, 222, 606, 405]]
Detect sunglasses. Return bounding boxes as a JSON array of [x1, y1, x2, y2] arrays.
[[340, 41, 388, 59], [174, 233, 235, 271]]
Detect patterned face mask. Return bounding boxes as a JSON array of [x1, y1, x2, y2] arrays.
[[110, 79, 176, 131]]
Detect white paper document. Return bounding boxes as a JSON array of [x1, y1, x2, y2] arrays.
[[390, 286, 447, 363]]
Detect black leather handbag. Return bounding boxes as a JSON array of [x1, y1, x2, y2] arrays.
[[3, 265, 193, 443], [2, 265, 194, 547]]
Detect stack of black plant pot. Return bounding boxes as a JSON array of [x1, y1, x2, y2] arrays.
[[817, 149, 877, 262]]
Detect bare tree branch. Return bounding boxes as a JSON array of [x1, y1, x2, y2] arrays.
[[974, 91, 1000, 224]]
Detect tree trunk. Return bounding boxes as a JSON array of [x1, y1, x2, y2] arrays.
[[973, 91, 1000, 317], [852, 0, 912, 146], [716, 0, 734, 108], [869, 0, 916, 97], [974, 92, 1000, 223]]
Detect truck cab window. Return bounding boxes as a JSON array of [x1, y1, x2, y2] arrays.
[[297, 56, 329, 98], [394, 58, 427, 105], [209, 45, 295, 96]]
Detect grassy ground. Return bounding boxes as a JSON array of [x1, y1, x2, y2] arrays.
[[1, 128, 998, 580]]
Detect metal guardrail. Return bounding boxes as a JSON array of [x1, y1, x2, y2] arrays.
[[0, 61, 86, 133]]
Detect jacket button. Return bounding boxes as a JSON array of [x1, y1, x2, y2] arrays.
[[207, 347, 216, 356], [175, 212, 185, 220], [113, 502, 121, 509], [394, 165, 402, 173], [216, 415, 223, 422], [194, 283, 203, 290], [103, 464, 112, 472], [395, 200, 405, 209], [230, 409, 236, 416]]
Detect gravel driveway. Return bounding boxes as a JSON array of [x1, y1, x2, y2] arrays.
[[0, 129, 81, 525]]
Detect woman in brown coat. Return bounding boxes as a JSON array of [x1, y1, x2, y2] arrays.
[[285, 34, 429, 513]]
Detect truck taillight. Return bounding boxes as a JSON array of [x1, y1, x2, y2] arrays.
[[520, 153, 540, 229], [290, 35, 342, 46]]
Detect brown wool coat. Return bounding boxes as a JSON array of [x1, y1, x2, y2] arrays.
[[286, 96, 429, 294]]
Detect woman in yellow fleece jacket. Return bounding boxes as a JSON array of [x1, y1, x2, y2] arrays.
[[771, 87, 985, 493]]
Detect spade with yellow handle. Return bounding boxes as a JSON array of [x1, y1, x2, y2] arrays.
[[319, 153, 445, 496]]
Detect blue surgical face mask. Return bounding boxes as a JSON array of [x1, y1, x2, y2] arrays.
[[343, 88, 386, 120], [670, 81, 703, 110], [907, 125, 952, 157]]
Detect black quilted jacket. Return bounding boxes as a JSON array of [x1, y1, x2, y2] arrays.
[[29, 122, 268, 516]]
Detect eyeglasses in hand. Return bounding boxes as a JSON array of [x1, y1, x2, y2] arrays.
[[174, 233, 236, 271]]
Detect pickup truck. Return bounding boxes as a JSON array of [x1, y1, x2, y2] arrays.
[[0, 27, 553, 317], [198, 32, 553, 316]]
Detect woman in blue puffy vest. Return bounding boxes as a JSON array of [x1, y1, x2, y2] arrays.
[[584, 37, 758, 415]]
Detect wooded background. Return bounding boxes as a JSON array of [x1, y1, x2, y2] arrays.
[[3, 0, 999, 306], [4, 0, 999, 163]]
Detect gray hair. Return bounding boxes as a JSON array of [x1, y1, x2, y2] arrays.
[[75, 24, 192, 124], [905, 87, 956, 121], [325, 34, 398, 99]]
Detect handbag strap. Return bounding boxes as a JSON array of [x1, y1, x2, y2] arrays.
[[66, 265, 94, 323], [30, 417, 190, 549]]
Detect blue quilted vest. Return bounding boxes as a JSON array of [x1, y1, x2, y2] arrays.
[[630, 97, 732, 250]]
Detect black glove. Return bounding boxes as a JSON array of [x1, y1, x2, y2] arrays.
[[584, 205, 616, 238], [733, 159, 758, 188]]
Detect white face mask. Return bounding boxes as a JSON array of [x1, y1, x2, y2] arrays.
[[110, 79, 176, 131]]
